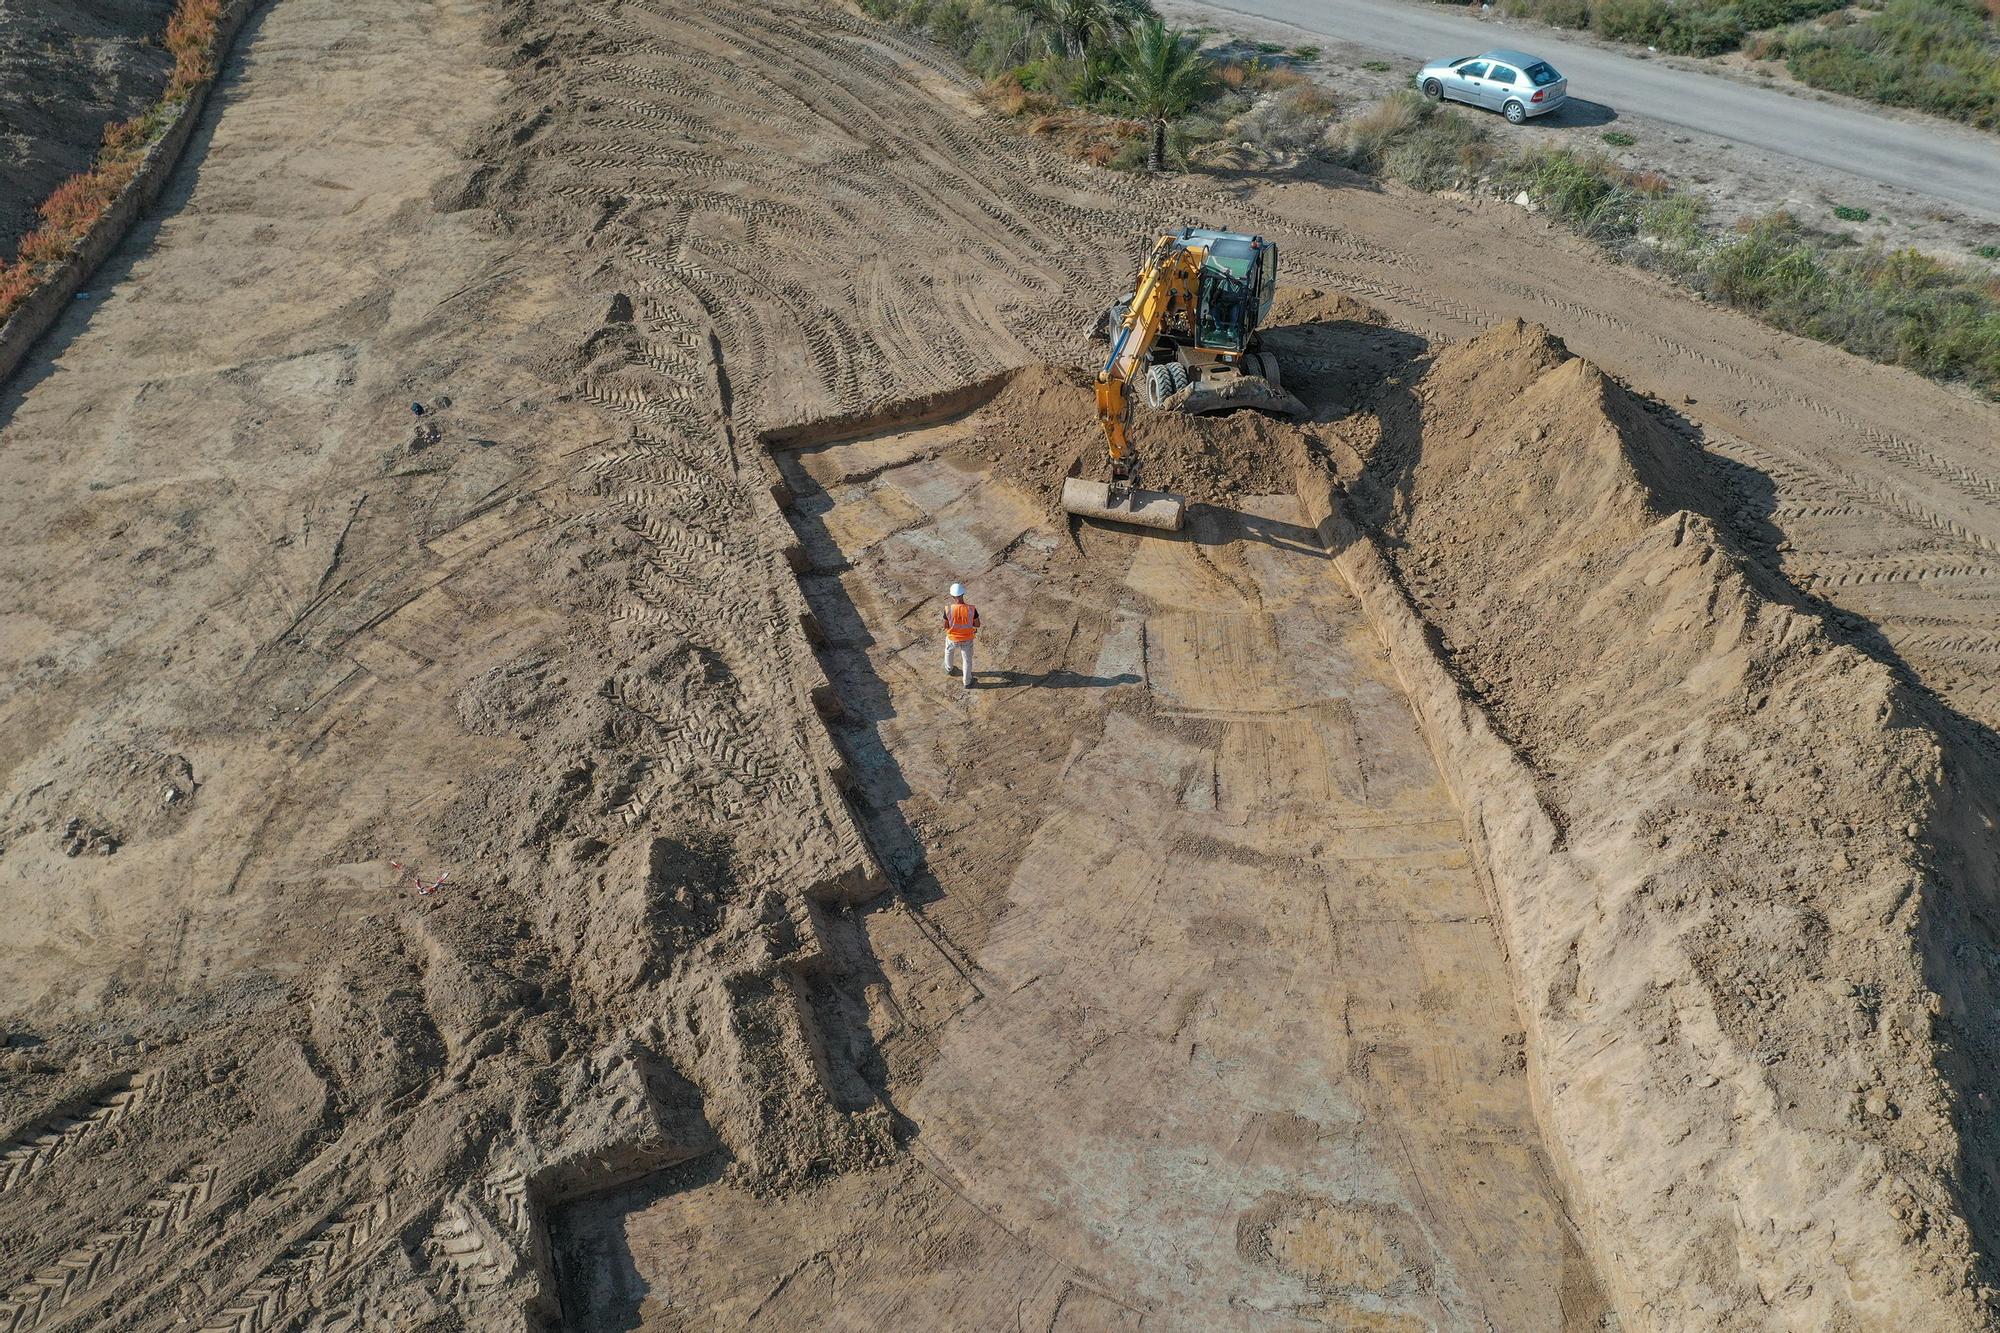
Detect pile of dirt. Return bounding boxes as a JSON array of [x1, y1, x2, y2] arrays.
[[0, 1, 175, 261], [1337, 319, 2000, 1328], [957, 363, 1319, 515]]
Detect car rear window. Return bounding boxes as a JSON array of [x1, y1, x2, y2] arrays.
[[1526, 62, 1562, 86], [1488, 64, 1519, 83]]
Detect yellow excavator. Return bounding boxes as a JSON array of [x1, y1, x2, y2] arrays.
[[1062, 227, 1293, 533]]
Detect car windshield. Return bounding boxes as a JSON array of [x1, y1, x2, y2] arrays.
[[1525, 62, 1562, 86]]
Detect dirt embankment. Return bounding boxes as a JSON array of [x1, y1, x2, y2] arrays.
[[0, 1, 175, 260], [1331, 320, 2000, 1328], [954, 289, 1416, 516]]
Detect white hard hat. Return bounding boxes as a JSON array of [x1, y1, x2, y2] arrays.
[[949, 583, 965, 598]]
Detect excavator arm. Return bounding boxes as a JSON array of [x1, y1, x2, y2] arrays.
[[1094, 234, 1203, 479], [1062, 226, 1279, 534]]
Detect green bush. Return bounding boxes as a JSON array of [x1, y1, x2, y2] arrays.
[[1700, 214, 2000, 392], [1528, 0, 1595, 26], [1503, 149, 1708, 276], [1977, 244, 2000, 260], [1832, 204, 1872, 221], [1332, 92, 1494, 188], [1602, 129, 1637, 146], [1591, 0, 1674, 42], [1784, 0, 2000, 129], [1737, 0, 1845, 26]]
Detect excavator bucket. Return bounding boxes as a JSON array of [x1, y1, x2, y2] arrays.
[[1061, 476, 1186, 532], [1168, 375, 1305, 418]]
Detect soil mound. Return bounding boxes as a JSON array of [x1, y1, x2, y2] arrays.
[[959, 363, 1317, 514], [1341, 319, 1999, 1330]]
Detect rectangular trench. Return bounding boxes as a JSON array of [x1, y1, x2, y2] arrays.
[[555, 399, 1610, 1330]]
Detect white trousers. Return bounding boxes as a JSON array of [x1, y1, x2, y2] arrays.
[[944, 638, 974, 687]]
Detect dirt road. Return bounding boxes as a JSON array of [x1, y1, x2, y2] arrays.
[[2, 0, 1998, 1326], [1183, 0, 2000, 220]]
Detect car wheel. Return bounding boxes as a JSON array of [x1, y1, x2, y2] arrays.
[[1504, 99, 1527, 124], [1422, 78, 1443, 101]]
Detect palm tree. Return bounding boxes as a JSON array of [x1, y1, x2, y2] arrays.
[[1109, 19, 1215, 173], [1004, 0, 1156, 61]]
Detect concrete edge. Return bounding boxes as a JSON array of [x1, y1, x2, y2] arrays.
[[0, 0, 266, 391]]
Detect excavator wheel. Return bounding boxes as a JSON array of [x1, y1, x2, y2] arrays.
[[1146, 362, 1190, 408]]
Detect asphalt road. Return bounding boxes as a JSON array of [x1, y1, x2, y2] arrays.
[[1194, 0, 2000, 217]]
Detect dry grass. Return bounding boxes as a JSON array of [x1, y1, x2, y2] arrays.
[[167, 0, 226, 96]]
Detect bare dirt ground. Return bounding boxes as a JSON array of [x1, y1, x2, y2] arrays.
[[1, 0, 1999, 1328], [0, 0, 176, 260], [553, 383, 1607, 1327]]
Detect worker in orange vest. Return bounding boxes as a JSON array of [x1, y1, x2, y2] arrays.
[[942, 582, 980, 688]]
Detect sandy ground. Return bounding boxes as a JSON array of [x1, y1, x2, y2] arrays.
[[553, 409, 1607, 1327], [0, 1, 176, 260], [1, 0, 1998, 1327]]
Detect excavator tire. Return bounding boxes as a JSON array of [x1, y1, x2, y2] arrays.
[[1146, 363, 1179, 408]]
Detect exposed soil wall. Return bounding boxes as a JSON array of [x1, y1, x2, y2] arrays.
[[1309, 320, 1999, 1329]]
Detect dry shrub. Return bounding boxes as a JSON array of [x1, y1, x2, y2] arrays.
[[1235, 84, 1340, 154], [984, 72, 1029, 114], [0, 263, 35, 319], [982, 71, 1058, 116], [1249, 65, 1307, 92], [1625, 169, 1672, 195], [1335, 90, 1425, 165], [166, 0, 225, 95]]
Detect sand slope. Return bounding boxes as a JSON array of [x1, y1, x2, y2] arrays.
[[1336, 320, 1998, 1329]]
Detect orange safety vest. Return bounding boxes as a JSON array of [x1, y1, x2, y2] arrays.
[[945, 602, 979, 642]]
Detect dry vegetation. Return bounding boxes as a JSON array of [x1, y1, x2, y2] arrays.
[[0, 0, 225, 322], [1488, 0, 2000, 128]]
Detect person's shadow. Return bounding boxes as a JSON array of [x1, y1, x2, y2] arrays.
[[975, 667, 1139, 690]]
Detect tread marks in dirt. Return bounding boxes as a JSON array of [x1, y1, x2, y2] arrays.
[[0, 1072, 160, 1197], [0, 1164, 218, 1333], [1705, 430, 2000, 734], [192, 1194, 397, 1333]]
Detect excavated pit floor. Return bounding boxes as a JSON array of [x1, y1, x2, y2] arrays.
[[555, 413, 1608, 1329]]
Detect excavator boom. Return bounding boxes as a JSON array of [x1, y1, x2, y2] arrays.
[[1062, 226, 1288, 533]]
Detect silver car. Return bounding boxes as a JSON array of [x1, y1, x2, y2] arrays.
[[1418, 50, 1568, 123]]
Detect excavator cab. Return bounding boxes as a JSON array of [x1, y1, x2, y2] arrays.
[[1063, 226, 1295, 534], [1188, 231, 1277, 353]]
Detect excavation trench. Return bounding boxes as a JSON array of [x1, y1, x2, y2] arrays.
[[554, 370, 1609, 1328]]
